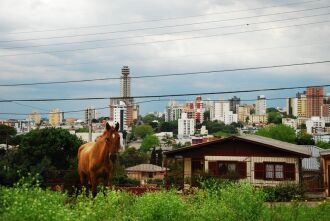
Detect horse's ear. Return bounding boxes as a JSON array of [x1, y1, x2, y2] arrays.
[[106, 122, 111, 131], [115, 122, 119, 131]]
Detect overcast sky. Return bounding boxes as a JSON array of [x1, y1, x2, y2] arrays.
[[0, 0, 329, 120]]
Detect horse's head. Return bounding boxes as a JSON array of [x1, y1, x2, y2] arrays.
[[103, 122, 121, 154]]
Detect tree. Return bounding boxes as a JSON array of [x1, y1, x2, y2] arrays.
[[267, 111, 282, 124], [256, 124, 296, 143], [142, 114, 157, 125], [266, 107, 279, 113], [316, 141, 330, 149], [204, 110, 210, 122], [134, 124, 154, 138], [159, 121, 178, 134], [0, 125, 17, 144], [156, 149, 163, 166], [119, 147, 149, 168], [295, 131, 315, 145], [0, 128, 84, 186], [150, 147, 157, 164], [140, 135, 160, 152]]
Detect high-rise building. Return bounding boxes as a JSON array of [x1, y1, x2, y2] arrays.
[[321, 93, 330, 117], [178, 113, 195, 137], [212, 100, 230, 121], [165, 100, 183, 122], [48, 108, 63, 126], [286, 97, 298, 117], [229, 96, 240, 113], [111, 101, 128, 131], [110, 66, 138, 129], [237, 105, 251, 122], [120, 66, 130, 98], [195, 96, 205, 123], [306, 86, 324, 117], [296, 92, 307, 118], [27, 111, 41, 124], [255, 95, 267, 115], [85, 106, 96, 123]]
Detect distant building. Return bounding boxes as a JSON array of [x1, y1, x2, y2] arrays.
[[306, 86, 324, 118], [111, 100, 128, 131], [195, 96, 205, 123], [296, 92, 307, 118], [286, 97, 298, 117], [255, 95, 266, 115], [306, 117, 326, 134], [212, 100, 230, 121], [110, 66, 138, 129], [165, 100, 183, 122], [237, 104, 251, 123], [229, 96, 240, 113], [49, 108, 63, 127], [178, 113, 195, 137], [85, 106, 96, 123], [27, 111, 41, 124], [282, 118, 298, 129]]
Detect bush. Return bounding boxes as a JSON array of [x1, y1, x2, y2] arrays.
[[112, 174, 140, 186], [263, 183, 305, 202], [131, 191, 191, 221]]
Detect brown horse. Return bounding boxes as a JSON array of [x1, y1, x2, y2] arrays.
[[78, 122, 120, 197]]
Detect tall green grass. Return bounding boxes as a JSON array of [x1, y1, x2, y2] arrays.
[[0, 180, 329, 221]]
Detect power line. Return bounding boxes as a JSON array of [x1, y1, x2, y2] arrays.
[[0, 84, 329, 102], [1, 5, 329, 44], [3, 11, 330, 51], [22, 41, 330, 68], [1, 19, 329, 58], [1, 59, 329, 87], [0, 95, 329, 116], [4, 0, 322, 35]]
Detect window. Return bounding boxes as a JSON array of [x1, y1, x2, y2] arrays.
[[208, 161, 246, 179], [265, 164, 284, 179], [254, 162, 295, 180]]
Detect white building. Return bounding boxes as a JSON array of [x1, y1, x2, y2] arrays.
[[112, 101, 128, 131], [306, 117, 326, 134], [222, 111, 238, 125], [212, 100, 237, 125], [256, 95, 267, 115], [178, 113, 195, 137], [165, 100, 183, 122], [212, 100, 230, 121], [282, 118, 298, 129]]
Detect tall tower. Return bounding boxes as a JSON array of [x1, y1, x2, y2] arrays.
[[306, 86, 324, 117], [120, 66, 131, 98], [110, 66, 138, 130]]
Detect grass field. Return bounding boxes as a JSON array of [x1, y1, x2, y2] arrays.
[[0, 182, 329, 221]]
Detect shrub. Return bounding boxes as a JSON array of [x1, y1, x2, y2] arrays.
[[130, 191, 191, 221], [263, 183, 305, 202]]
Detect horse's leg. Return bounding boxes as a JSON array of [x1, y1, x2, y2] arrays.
[[79, 172, 89, 197], [90, 173, 97, 198]]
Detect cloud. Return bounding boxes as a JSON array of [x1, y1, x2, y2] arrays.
[[0, 0, 329, 117]]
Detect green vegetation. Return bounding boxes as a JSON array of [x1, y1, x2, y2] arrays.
[[1, 178, 329, 221], [0, 125, 17, 144], [256, 124, 297, 143], [133, 124, 154, 138], [316, 141, 330, 149], [0, 128, 84, 186], [140, 134, 160, 153]]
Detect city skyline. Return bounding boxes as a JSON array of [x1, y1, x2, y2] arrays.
[[0, 0, 330, 119]]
